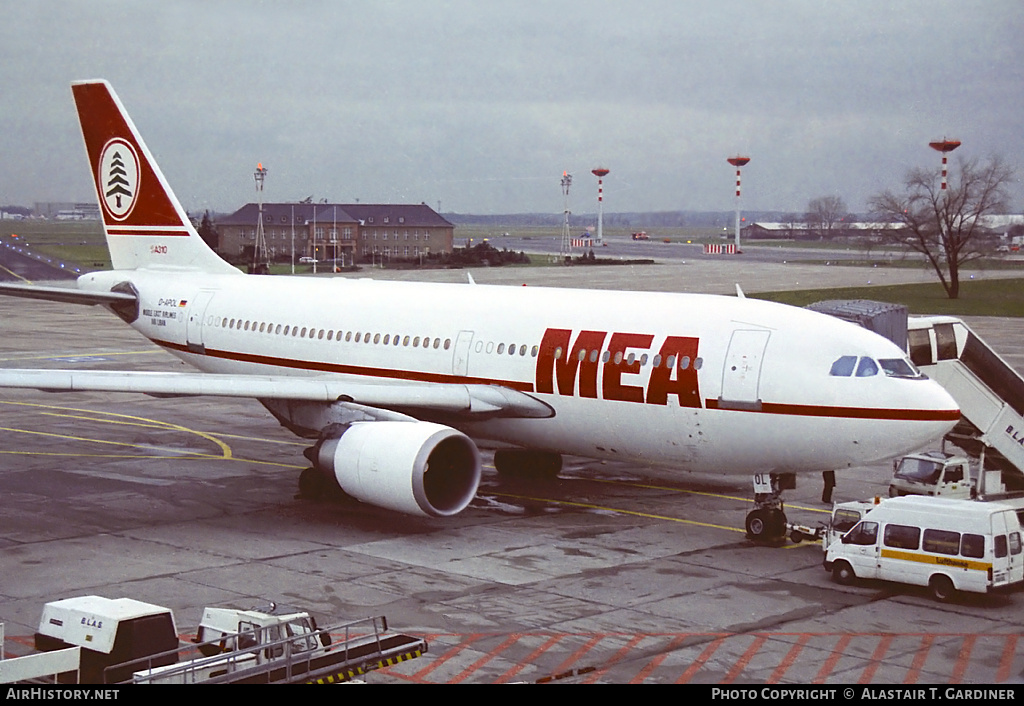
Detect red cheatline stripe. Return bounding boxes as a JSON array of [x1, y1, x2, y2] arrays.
[[151, 338, 959, 422], [107, 227, 190, 237], [706, 398, 960, 423], [152, 338, 535, 392]]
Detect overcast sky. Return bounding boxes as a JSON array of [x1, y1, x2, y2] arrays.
[[1, 1, 1021, 216]]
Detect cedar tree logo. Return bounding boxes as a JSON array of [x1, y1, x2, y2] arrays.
[[98, 138, 140, 221]]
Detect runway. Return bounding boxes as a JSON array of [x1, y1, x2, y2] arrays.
[[2, 262, 1024, 684]]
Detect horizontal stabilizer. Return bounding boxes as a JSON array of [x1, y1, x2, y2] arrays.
[[0, 282, 136, 306]]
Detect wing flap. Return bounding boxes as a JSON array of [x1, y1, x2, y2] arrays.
[[0, 369, 553, 418]]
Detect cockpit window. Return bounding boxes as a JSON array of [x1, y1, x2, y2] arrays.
[[856, 357, 879, 377], [879, 358, 924, 379], [829, 356, 857, 377], [831, 355, 924, 379]]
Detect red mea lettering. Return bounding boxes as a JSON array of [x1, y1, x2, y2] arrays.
[[535, 328, 607, 397], [647, 336, 701, 408], [603, 332, 654, 403]]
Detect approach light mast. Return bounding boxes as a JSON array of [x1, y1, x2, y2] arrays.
[[592, 167, 609, 247], [929, 139, 961, 191], [727, 156, 750, 253]]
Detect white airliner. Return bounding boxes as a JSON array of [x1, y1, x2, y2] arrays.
[[0, 81, 960, 539]]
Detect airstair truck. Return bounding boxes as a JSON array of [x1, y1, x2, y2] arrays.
[[907, 316, 1024, 490]]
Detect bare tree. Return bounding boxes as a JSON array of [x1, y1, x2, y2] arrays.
[[805, 195, 848, 239], [869, 156, 1014, 299]]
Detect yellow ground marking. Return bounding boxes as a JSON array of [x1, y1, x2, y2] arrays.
[[0, 400, 304, 469], [585, 476, 833, 515], [491, 491, 744, 533], [0, 264, 29, 282], [485, 464, 826, 544]]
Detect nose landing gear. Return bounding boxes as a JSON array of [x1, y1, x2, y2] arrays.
[[745, 472, 795, 543]]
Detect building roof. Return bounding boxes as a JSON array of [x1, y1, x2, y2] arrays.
[[218, 202, 451, 228]]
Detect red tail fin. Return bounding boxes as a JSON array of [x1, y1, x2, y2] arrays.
[[72, 80, 239, 274]]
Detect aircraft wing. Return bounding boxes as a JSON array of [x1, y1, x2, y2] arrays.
[[0, 369, 553, 419], [0, 282, 136, 306]]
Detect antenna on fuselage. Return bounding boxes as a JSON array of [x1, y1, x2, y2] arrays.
[[735, 284, 746, 298]]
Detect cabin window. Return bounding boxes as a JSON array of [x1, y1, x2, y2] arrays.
[[883, 524, 920, 550], [995, 535, 1008, 558], [923, 529, 960, 556], [961, 534, 984, 559], [846, 521, 878, 546]]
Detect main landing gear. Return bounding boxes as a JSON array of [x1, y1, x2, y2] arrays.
[[745, 472, 795, 543]]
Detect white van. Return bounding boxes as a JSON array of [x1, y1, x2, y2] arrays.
[[823, 496, 1024, 601]]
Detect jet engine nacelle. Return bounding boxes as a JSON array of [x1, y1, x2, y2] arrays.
[[315, 421, 481, 518]]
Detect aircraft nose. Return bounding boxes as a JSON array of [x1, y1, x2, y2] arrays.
[[914, 377, 961, 437]]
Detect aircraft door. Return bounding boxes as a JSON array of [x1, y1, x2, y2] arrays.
[[185, 290, 217, 354], [719, 329, 770, 411], [452, 330, 473, 377]]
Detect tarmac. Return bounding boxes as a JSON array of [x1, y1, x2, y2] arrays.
[[1, 253, 1023, 684]]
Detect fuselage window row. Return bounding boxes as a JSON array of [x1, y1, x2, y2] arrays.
[[216, 316, 454, 351]]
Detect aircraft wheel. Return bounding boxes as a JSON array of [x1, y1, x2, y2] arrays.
[[831, 561, 856, 586], [745, 509, 771, 540], [929, 574, 957, 602]]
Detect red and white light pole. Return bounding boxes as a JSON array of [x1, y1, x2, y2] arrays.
[[592, 167, 609, 246], [928, 139, 961, 190], [727, 156, 750, 253]]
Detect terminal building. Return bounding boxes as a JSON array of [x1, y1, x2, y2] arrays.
[[216, 203, 454, 265]]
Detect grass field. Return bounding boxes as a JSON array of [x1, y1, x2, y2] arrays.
[[753, 278, 1024, 317], [4, 220, 1022, 316]]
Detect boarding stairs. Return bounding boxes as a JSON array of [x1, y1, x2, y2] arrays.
[[907, 316, 1024, 489]]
